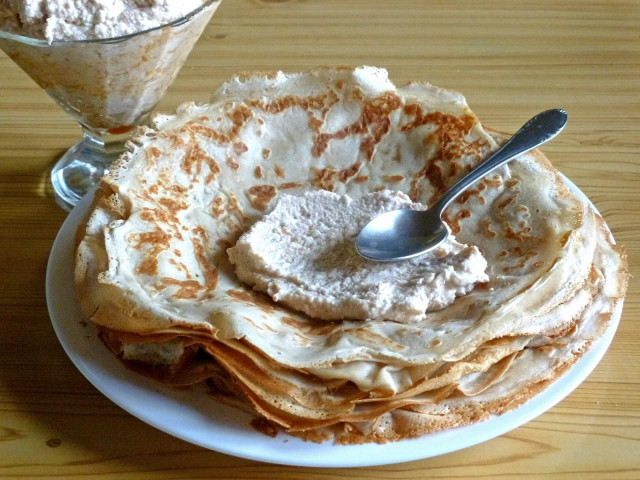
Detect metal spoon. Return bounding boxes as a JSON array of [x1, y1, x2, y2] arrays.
[[355, 108, 568, 262]]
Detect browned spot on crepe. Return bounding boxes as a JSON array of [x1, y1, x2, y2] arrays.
[[145, 146, 161, 170], [182, 123, 231, 144], [233, 142, 249, 156], [383, 175, 404, 183], [181, 142, 220, 184], [247, 185, 277, 211], [280, 316, 339, 336], [559, 231, 571, 247], [158, 197, 188, 214], [311, 163, 363, 191], [168, 258, 191, 278], [339, 162, 362, 182], [129, 226, 171, 276], [192, 238, 218, 291], [156, 278, 203, 299], [211, 197, 225, 218], [480, 217, 498, 238], [226, 155, 239, 171], [342, 328, 407, 351], [274, 164, 285, 178], [312, 92, 402, 160], [279, 182, 303, 190], [457, 182, 487, 204], [443, 209, 471, 234], [227, 289, 276, 314]]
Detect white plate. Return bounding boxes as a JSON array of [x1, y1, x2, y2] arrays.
[[46, 179, 623, 468]]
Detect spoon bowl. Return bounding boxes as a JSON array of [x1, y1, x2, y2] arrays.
[[356, 108, 568, 262], [355, 209, 450, 261]]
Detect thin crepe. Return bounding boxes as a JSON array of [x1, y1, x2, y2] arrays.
[[75, 67, 628, 443]]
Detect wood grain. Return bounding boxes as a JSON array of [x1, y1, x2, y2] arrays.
[[0, 0, 638, 478]]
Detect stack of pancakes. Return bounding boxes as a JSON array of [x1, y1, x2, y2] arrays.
[[75, 67, 627, 444]]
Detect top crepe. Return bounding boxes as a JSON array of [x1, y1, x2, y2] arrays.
[[75, 67, 628, 443]]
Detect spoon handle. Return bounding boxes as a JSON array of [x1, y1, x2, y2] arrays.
[[431, 108, 568, 216]]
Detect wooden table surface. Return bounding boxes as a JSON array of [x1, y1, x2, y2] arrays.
[[0, 1, 638, 478]]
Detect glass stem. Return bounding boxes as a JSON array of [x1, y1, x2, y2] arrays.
[[80, 125, 133, 168]]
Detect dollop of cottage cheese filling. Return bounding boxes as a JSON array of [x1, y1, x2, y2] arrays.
[[0, 0, 208, 42], [228, 190, 488, 323], [121, 339, 186, 365]]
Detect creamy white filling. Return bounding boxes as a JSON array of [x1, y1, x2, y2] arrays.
[[121, 339, 186, 365], [0, 0, 208, 42], [228, 190, 488, 323]]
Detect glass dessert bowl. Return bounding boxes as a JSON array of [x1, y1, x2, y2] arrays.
[[0, 0, 221, 210]]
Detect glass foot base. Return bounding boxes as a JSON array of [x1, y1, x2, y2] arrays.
[[50, 138, 123, 211]]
